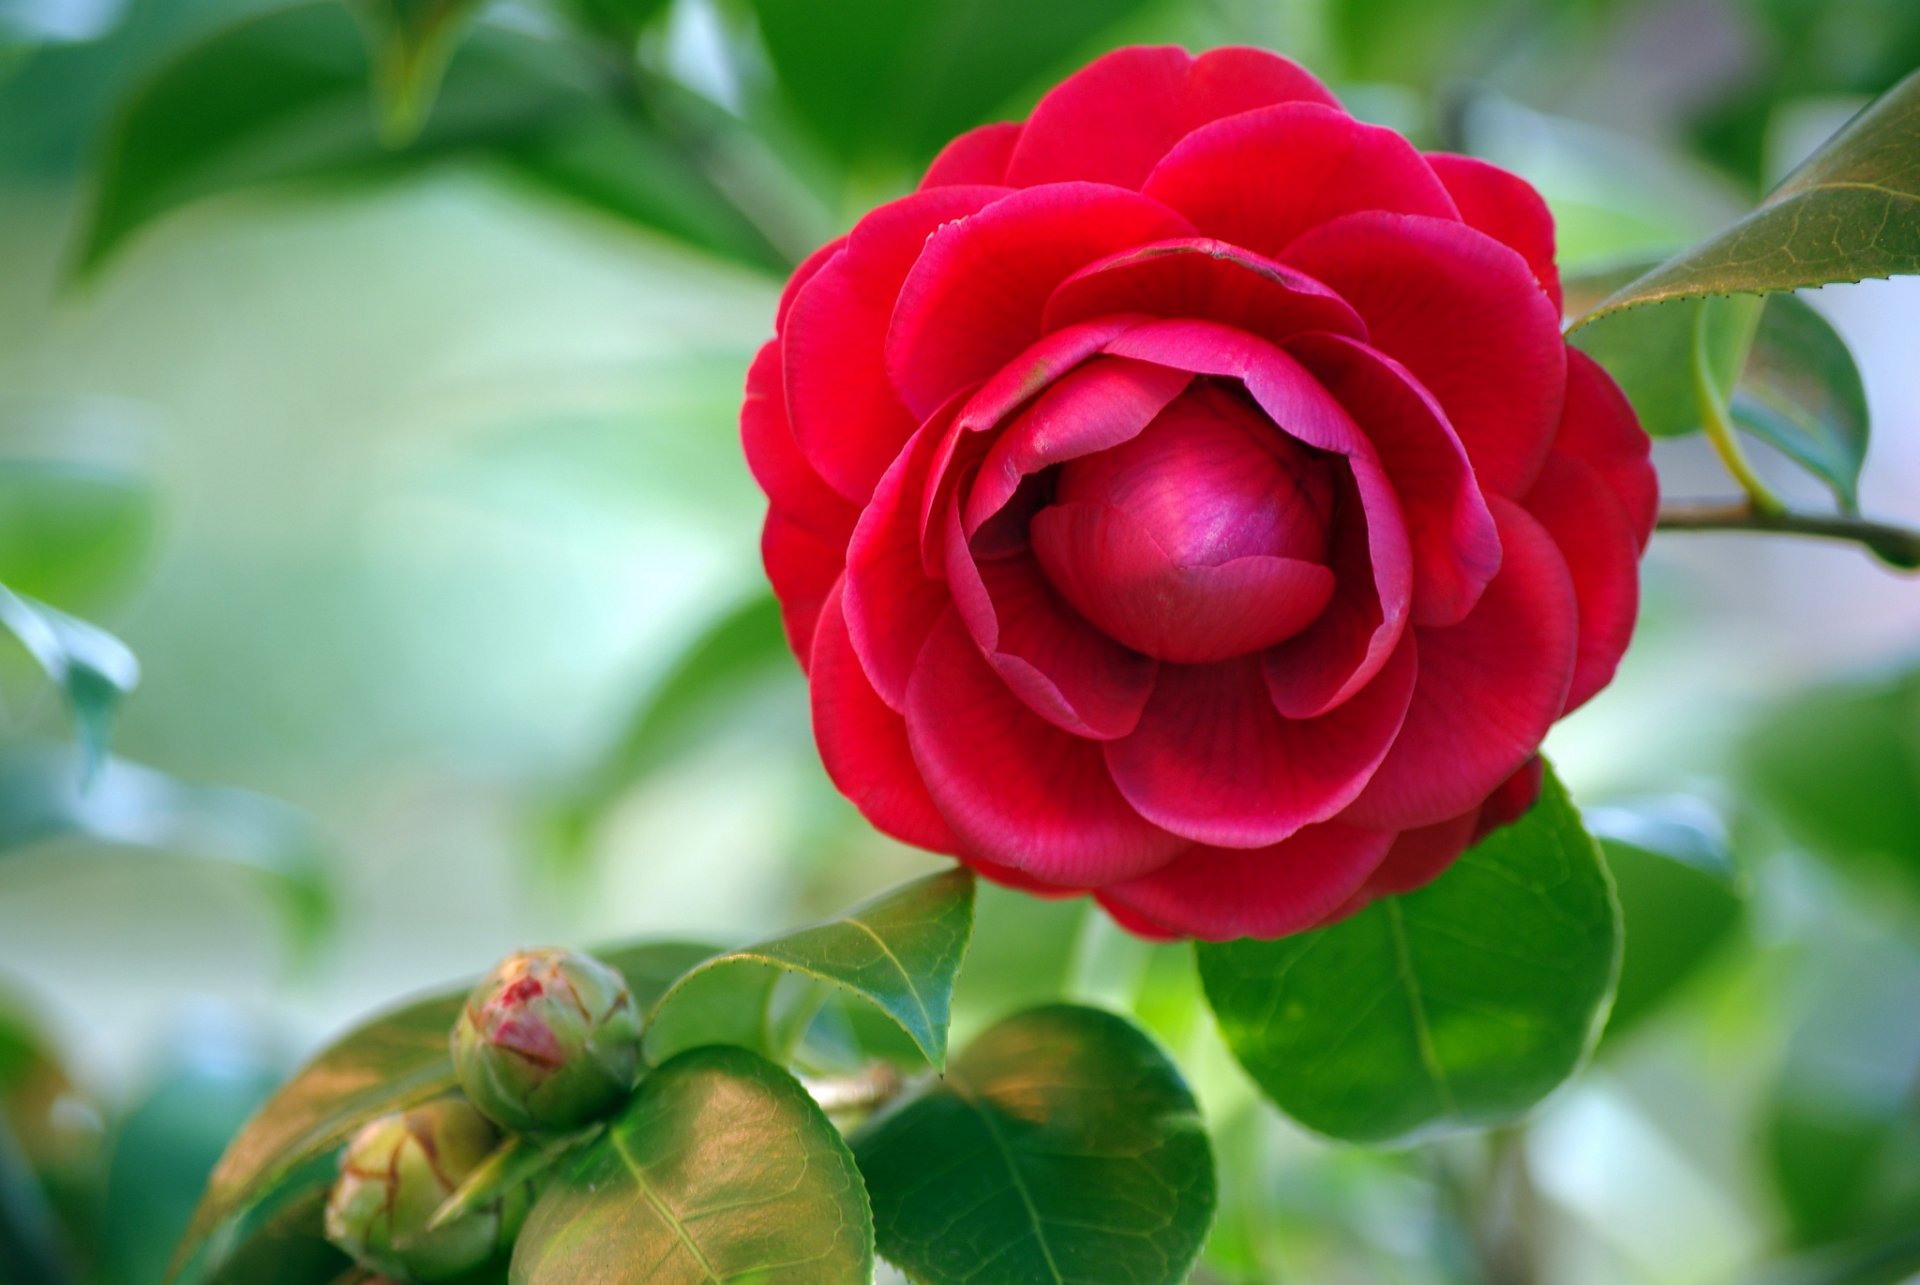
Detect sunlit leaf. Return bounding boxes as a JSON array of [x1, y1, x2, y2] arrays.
[[1197, 763, 1619, 1144], [646, 867, 975, 1068], [76, 3, 786, 278], [744, 0, 1159, 166], [510, 1046, 872, 1284], [1587, 799, 1744, 1042], [852, 1004, 1215, 1285], [168, 940, 713, 1284], [1580, 69, 1920, 321], [0, 587, 138, 775]]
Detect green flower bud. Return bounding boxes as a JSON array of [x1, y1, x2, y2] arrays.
[[323, 1099, 526, 1281], [451, 948, 642, 1133]]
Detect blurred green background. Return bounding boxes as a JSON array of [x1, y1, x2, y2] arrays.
[[1, 0, 1918, 1281]]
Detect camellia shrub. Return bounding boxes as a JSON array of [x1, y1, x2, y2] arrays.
[[102, 28, 1919, 1285]]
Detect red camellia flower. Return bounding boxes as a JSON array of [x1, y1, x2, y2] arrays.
[[742, 45, 1656, 940]]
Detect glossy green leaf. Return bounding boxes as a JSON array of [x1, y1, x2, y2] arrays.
[[540, 592, 793, 877], [0, 747, 332, 949], [168, 940, 713, 1284], [1571, 272, 1757, 440], [1587, 800, 1745, 1042], [511, 1045, 872, 1285], [1197, 763, 1619, 1144], [0, 586, 138, 776], [852, 1004, 1215, 1285], [646, 867, 975, 1068], [745, 0, 1158, 166], [1742, 668, 1920, 892], [76, 3, 785, 278], [1580, 68, 1920, 321], [1732, 294, 1871, 512]]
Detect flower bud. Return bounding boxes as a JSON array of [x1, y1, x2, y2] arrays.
[[323, 1099, 526, 1280], [451, 948, 642, 1133]]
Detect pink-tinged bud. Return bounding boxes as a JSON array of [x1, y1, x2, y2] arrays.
[[450, 949, 642, 1134], [323, 1099, 526, 1280]]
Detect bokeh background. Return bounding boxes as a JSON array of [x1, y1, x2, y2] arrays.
[[2, 0, 1918, 1281]]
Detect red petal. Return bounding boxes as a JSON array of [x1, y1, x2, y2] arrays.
[[1524, 453, 1641, 714], [1097, 822, 1395, 941], [1320, 809, 1479, 925], [1288, 332, 1500, 627], [1283, 212, 1566, 497], [1554, 350, 1657, 549], [1004, 45, 1338, 190], [741, 340, 861, 542], [1260, 474, 1395, 717], [1425, 152, 1562, 313], [810, 580, 961, 853], [921, 121, 1022, 188], [1142, 103, 1457, 260], [886, 183, 1193, 419], [1029, 500, 1336, 663], [1043, 238, 1364, 346], [763, 512, 846, 668], [1344, 499, 1577, 831], [777, 236, 845, 330], [785, 185, 1007, 499], [1104, 640, 1417, 848], [844, 421, 957, 709], [943, 508, 1159, 740], [905, 611, 1185, 882], [964, 356, 1192, 535]]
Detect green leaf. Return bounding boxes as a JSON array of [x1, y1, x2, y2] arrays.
[[1586, 800, 1745, 1042], [1732, 294, 1871, 512], [76, 3, 786, 278], [168, 940, 713, 1284], [1570, 272, 1759, 440], [510, 1045, 872, 1285], [1742, 668, 1920, 892], [540, 592, 793, 877], [744, 0, 1158, 167], [1196, 763, 1619, 1145], [852, 1004, 1215, 1285], [1579, 69, 1920, 321], [0, 586, 138, 776], [557, 0, 672, 43], [0, 747, 333, 949], [428, 1129, 599, 1233], [345, 0, 486, 142], [0, 446, 156, 610], [646, 867, 975, 1069], [0, 1111, 73, 1285]]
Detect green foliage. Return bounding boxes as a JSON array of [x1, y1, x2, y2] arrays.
[[511, 1046, 872, 1284], [346, 0, 488, 143], [1587, 802, 1744, 1042], [76, 3, 788, 279], [0, 587, 138, 777], [740, 0, 1158, 167], [1197, 764, 1619, 1144], [1583, 68, 1920, 319], [645, 867, 975, 1068], [853, 1005, 1215, 1285], [0, 453, 155, 612]]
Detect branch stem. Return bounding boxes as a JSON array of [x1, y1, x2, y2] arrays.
[[1655, 500, 1920, 570]]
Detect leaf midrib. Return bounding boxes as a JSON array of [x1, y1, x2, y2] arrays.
[[946, 1073, 1066, 1285], [611, 1126, 723, 1284]]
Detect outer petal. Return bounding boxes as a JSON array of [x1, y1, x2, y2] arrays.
[[1554, 350, 1657, 549], [1043, 238, 1364, 347], [905, 610, 1186, 882], [764, 512, 847, 667], [942, 517, 1159, 741], [785, 185, 1008, 499], [1284, 212, 1566, 497], [1524, 453, 1641, 714], [777, 236, 844, 329], [1004, 44, 1338, 190], [844, 421, 957, 709], [920, 121, 1022, 188], [1287, 332, 1500, 627], [1104, 639, 1417, 849], [1096, 822, 1395, 941], [1425, 152, 1562, 312], [1142, 103, 1458, 260], [886, 183, 1194, 419], [741, 340, 860, 542], [810, 580, 960, 852], [1344, 500, 1577, 831]]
